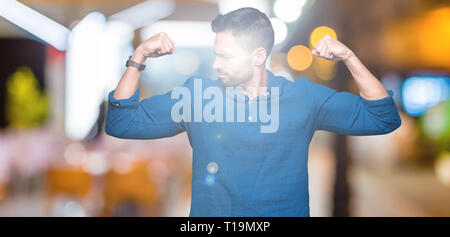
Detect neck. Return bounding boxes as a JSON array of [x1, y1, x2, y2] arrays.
[[238, 68, 268, 100]]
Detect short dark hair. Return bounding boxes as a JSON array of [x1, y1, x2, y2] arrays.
[[211, 7, 275, 55]]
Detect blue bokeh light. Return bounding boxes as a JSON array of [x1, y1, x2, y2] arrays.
[[205, 174, 216, 186], [402, 76, 449, 117]]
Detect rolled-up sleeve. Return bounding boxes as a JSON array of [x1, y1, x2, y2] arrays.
[[310, 82, 402, 136], [105, 88, 185, 139]]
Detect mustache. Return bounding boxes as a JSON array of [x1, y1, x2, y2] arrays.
[[217, 70, 229, 76]]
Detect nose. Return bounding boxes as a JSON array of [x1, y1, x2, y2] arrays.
[[212, 57, 221, 71]]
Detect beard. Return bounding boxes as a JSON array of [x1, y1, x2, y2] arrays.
[[218, 69, 253, 88]]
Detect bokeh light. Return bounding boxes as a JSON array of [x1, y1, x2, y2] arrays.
[[402, 76, 449, 117], [64, 142, 87, 166], [63, 200, 86, 217], [147, 159, 169, 184], [82, 152, 108, 176], [313, 57, 337, 81], [205, 174, 216, 186], [273, 0, 306, 23], [287, 45, 313, 71], [111, 152, 133, 174], [1, 0, 450, 218], [421, 101, 450, 141], [310, 26, 338, 48], [218, 0, 271, 15], [434, 151, 450, 187], [270, 18, 288, 45], [381, 7, 450, 70], [207, 162, 219, 174]]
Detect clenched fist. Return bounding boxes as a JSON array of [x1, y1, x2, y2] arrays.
[[135, 32, 175, 59], [312, 35, 354, 62]]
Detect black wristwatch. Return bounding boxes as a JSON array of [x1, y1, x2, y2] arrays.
[[126, 56, 146, 71]]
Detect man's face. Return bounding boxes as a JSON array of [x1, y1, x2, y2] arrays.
[[212, 30, 253, 87]]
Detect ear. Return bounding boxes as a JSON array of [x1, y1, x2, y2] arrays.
[[252, 47, 268, 66]]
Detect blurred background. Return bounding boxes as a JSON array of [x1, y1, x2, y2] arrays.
[[0, 0, 449, 217]]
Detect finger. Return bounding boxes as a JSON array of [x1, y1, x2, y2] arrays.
[[156, 43, 166, 55], [313, 47, 324, 58], [324, 44, 331, 59], [326, 40, 340, 60], [160, 33, 172, 49], [321, 44, 329, 59], [161, 32, 176, 53], [314, 35, 327, 50], [163, 35, 175, 54], [327, 45, 336, 59], [317, 42, 327, 58], [315, 37, 328, 57], [330, 52, 336, 61], [313, 36, 324, 49], [164, 34, 175, 49], [160, 37, 171, 54], [157, 32, 170, 52], [312, 46, 322, 57]]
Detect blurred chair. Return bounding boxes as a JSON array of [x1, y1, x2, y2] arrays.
[[44, 167, 93, 216], [103, 161, 159, 216]]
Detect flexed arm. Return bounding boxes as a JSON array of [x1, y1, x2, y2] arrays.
[[105, 32, 185, 139], [113, 32, 175, 100], [312, 35, 389, 100], [309, 35, 401, 135]]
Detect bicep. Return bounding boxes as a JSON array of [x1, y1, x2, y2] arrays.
[[311, 84, 401, 135], [105, 89, 185, 139], [124, 92, 185, 139]]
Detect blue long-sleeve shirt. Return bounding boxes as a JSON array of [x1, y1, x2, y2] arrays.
[[105, 69, 401, 217]]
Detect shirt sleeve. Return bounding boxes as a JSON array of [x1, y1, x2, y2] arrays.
[[105, 87, 185, 139], [309, 81, 402, 136]]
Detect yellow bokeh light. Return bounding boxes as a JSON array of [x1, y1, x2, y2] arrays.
[[381, 7, 450, 70], [313, 57, 337, 80], [310, 26, 338, 48], [287, 45, 313, 71], [416, 7, 450, 68]]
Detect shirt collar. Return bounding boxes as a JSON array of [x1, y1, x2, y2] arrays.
[[217, 69, 285, 102]]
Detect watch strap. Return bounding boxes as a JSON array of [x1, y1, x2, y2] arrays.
[[126, 56, 146, 71]]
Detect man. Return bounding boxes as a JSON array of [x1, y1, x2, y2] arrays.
[[105, 7, 401, 217]]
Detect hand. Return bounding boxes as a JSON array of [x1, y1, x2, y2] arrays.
[[136, 32, 175, 59], [312, 35, 354, 62]]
